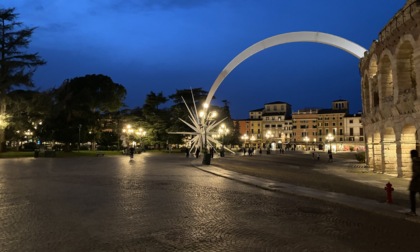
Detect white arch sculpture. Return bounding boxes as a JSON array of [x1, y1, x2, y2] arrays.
[[204, 31, 367, 105]]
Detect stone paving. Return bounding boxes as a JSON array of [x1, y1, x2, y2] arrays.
[[1, 153, 420, 251]]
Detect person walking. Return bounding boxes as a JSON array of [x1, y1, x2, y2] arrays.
[[407, 149, 420, 216], [327, 149, 333, 162], [129, 147, 135, 160]]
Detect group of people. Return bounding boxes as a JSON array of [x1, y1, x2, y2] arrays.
[[185, 147, 217, 158], [242, 147, 255, 156]]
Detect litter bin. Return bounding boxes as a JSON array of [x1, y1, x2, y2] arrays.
[[34, 149, 39, 158]]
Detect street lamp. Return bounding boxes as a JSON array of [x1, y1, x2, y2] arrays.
[[241, 133, 249, 155], [78, 124, 82, 152], [199, 103, 217, 164], [303, 136, 309, 151], [250, 134, 256, 152], [135, 127, 146, 152], [326, 133, 334, 152], [122, 124, 134, 149], [218, 123, 229, 157], [265, 130, 273, 154]]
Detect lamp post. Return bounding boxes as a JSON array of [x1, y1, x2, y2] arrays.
[[250, 135, 256, 155], [218, 123, 229, 157], [241, 133, 249, 155], [326, 133, 334, 152], [303, 136, 309, 151], [265, 130, 273, 154], [78, 124, 82, 152], [135, 127, 146, 152], [122, 124, 134, 153], [199, 103, 217, 164]]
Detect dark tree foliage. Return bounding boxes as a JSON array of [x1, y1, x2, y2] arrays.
[[47, 74, 126, 150], [0, 7, 46, 151], [140, 91, 170, 149], [5, 90, 51, 149]]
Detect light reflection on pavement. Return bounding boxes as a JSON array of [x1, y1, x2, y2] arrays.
[[0, 153, 419, 251]]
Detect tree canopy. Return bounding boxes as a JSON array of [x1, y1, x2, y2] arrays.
[[0, 7, 46, 151]]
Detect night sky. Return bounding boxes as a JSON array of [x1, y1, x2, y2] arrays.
[[4, 0, 407, 118]]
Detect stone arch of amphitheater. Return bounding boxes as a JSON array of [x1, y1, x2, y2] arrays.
[[360, 0, 420, 177]]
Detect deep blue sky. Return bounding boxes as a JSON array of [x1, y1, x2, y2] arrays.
[[4, 0, 407, 118]]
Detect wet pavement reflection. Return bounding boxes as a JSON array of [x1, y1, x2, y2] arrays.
[[0, 153, 420, 251]]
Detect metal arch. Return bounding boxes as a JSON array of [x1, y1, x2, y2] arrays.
[[204, 31, 367, 105]]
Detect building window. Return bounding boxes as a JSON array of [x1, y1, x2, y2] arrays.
[[325, 123, 329, 126], [339, 129, 343, 135], [350, 128, 354, 136], [360, 137, 364, 141], [360, 128, 364, 135], [350, 120, 353, 124], [332, 123, 336, 126]]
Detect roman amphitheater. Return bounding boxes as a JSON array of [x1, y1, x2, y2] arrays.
[[360, 0, 420, 177]]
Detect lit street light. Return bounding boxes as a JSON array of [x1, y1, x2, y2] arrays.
[[241, 133, 249, 155], [265, 130, 273, 154], [218, 123, 229, 157], [303, 136, 309, 151], [199, 103, 217, 164], [326, 133, 334, 152], [135, 127, 146, 152]]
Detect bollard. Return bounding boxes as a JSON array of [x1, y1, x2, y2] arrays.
[[384, 182, 394, 204]]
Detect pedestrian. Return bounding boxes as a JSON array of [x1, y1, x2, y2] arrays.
[[185, 148, 190, 158], [210, 147, 214, 158], [312, 152, 315, 159], [317, 153, 320, 161], [328, 152, 333, 162], [129, 146, 135, 159], [243, 148, 247, 156], [195, 147, 200, 158], [259, 148, 262, 155], [407, 149, 420, 216]]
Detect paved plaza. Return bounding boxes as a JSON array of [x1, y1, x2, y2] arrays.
[[1, 152, 420, 251]]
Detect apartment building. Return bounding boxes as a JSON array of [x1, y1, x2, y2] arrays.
[[235, 99, 364, 152]]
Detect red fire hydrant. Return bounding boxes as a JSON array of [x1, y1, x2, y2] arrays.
[[384, 182, 394, 204]]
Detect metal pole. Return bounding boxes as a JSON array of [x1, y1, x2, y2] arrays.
[[78, 124, 81, 152]]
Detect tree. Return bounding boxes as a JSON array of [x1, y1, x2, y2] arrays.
[[0, 8, 46, 151], [47, 74, 126, 150], [5, 89, 51, 149], [141, 91, 169, 149]]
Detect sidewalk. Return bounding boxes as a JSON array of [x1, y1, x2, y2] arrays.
[[191, 158, 420, 223]]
